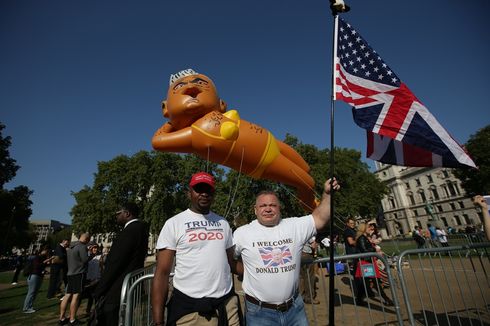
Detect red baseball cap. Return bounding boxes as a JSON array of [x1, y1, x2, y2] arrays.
[[189, 172, 215, 190]]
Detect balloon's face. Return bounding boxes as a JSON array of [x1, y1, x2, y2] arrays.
[[164, 74, 225, 130]]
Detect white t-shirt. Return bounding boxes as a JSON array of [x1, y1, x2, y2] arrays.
[[436, 229, 448, 243], [156, 209, 233, 298], [233, 215, 316, 304]]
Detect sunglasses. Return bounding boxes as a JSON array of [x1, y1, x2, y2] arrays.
[[192, 184, 215, 194]]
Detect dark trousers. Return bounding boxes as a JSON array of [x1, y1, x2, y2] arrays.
[[11, 266, 22, 283], [98, 302, 120, 326], [47, 265, 63, 298]]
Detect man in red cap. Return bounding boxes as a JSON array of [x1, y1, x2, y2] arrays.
[[151, 172, 242, 326]]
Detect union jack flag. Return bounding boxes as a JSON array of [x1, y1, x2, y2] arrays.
[[258, 246, 292, 267], [334, 17, 476, 168]]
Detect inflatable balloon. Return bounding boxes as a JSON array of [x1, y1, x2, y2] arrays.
[[152, 69, 316, 211]]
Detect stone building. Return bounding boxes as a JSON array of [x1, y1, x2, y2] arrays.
[[374, 163, 483, 238], [29, 219, 71, 252]]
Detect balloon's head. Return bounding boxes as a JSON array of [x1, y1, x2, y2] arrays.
[[162, 68, 227, 130]]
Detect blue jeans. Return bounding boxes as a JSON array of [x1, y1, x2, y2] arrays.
[[23, 274, 43, 311], [245, 294, 308, 326]]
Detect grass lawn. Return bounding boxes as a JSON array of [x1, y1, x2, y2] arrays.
[[0, 270, 90, 326]]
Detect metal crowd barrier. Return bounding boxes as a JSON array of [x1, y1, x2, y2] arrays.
[[119, 264, 156, 326], [303, 252, 404, 325], [120, 242, 490, 326], [397, 243, 490, 326]]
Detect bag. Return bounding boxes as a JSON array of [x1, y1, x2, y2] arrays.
[[23, 257, 34, 276], [326, 262, 346, 275], [355, 259, 381, 278]]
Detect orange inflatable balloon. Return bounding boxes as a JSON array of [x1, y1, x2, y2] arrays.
[[152, 69, 316, 211]]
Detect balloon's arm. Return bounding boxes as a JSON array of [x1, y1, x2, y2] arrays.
[[151, 126, 193, 151]]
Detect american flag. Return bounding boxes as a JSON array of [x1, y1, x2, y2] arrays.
[[258, 246, 292, 267], [334, 17, 476, 168]]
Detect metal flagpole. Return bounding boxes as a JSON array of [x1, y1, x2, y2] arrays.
[[328, 1, 349, 325]]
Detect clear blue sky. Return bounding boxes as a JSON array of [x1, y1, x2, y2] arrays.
[[1, 0, 489, 224]]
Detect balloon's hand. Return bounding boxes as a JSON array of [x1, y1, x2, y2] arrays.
[[220, 121, 239, 140]]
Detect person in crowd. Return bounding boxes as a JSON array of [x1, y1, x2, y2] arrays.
[[151, 172, 241, 326], [83, 243, 102, 318], [11, 250, 26, 285], [233, 178, 339, 325], [344, 217, 358, 258], [427, 223, 438, 248], [368, 220, 382, 254], [93, 202, 149, 326], [22, 248, 52, 313], [300, 236, 319, 304], [47, 238, 70, 299], [412, 226, 426, 249], [473, 195, 490, 241], [99, 246, 110, 272], [59, 232, 93, 326], [354, 223, 394, 307], [436, 227, 449, 247]]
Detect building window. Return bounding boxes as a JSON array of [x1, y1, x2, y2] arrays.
[[454, 215, 462, 225], [441, 217, 448, 227], [447, 182, 457, 197], [458, 201, 464, 209], [442, 185, 449, 198], [405, 182, 411, 189], [427, 174, 433, 183], [413, 209, 419, 217], [454, 183, 461, 195], [430, 187, 439, 200], [419, 190, 426, 203], [450, 203, 456, 210], [437, 205, 443, 213], [389, 197, 396, 209], [407, 192, 415, 205], [463, 214, 471, 224], [442, 170, 449, 178], [415, 178, 421, 186]]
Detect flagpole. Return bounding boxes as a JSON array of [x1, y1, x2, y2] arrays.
[[328, 14, 338, 326], [328, 2, 349, 325]]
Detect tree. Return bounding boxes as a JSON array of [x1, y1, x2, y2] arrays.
[[71, 151, 224, 237], [0, 123, 35, 253], [453, 125, 490, 196]]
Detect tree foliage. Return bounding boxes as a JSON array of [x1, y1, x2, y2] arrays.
[[71, 152, 224, 237], [453, 124, 490, 196], [0, 123, 35, 253]]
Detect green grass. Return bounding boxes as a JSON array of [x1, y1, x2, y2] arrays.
[[0, 270, 90, 326]]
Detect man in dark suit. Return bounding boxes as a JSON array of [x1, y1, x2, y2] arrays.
[[94, 202, 149, 326]]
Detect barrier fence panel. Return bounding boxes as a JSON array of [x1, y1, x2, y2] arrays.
[[119, 264, 156, 326], [121, 242, 489, 325], [397, 243, 490, 326], [303, 253, 404, 326]]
